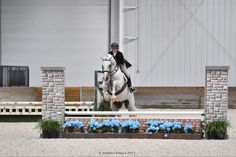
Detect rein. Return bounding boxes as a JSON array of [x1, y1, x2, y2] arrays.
[[102, 57, 127, 96]]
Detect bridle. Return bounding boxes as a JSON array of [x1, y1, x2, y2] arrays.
[[102, 58, 119, 80]]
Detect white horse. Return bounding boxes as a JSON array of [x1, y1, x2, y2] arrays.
[[99, 54, 136, 111]]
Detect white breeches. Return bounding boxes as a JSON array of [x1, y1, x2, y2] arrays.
[[119, 64, 130, 78]]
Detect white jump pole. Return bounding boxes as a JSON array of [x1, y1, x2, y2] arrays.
[[65, 111, 204, 116]]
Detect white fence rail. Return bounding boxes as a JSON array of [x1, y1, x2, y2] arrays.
[[0, 101, 94, 105], [0, 101, 204, 120], [0, 101, 94, 115]]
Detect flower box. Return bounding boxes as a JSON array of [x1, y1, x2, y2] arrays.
[[64, 132, 202, 140], [62, 119, 203, 139]]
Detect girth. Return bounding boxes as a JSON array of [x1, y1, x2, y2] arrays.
[[107, 82, 127, 96]]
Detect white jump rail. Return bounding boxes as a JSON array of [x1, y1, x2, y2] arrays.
[[0, 101, 94, 105], [0, 101, 94, 115], [65, 110, 205, 120]]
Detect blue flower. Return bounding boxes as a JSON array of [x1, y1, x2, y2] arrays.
[[88, 119, 102, 130], [63, 121, 72, 128], [63, 120, 84, 129], [72, 120, 84, 128], [102, 120, 111, 127], [110, 119, 121, 127], [122, 120, 140, 131], [145, 120, 191, 134], [184, 123, 193, 133], [99, 119, 121, 128], [145, 121, 160, 127], [160, 124, 165, 129], [173, 123, 182, 129], [146, 125, 160, 134]]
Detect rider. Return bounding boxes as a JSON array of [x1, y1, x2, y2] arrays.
[[108, 42, 136, 93]]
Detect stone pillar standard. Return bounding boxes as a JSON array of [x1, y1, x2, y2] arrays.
[[41, 67, 65, 125], [205, 66, 229, 122]]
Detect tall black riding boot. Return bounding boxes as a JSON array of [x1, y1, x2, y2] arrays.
[[127, 77, 136, 93]]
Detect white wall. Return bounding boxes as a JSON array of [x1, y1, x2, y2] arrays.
[[1, 0, 109, 86], [1, 0, 236, 87], [124, 0, 236, 87]]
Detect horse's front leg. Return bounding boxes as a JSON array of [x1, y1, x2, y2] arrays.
[[110, 81, 117, 101]]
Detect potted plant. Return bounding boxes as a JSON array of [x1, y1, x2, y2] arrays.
[[110, 119, 121, 133], [145, 121, 161, 134], [102, 119, 122, 133], [63, 120, 84, 133], [100, 120, 112, 133], [172, 122, 185, 133], [88, 119, 103, 133], [184, 123, 194, 134], [159, 121, 173, 133], [36, 119, 61, 138], [204, 120, 230, 139], [88, 119, 121, 133], [121, 120, 140, 133]]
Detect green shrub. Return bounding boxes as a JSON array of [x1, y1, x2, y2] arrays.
[[204, 120, 230, 139], [98, 100, 112, 111], [36, 119, 61, 138], [96, 100, 113, 117]]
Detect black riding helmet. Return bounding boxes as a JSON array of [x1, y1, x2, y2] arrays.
[[111, 43, 119, 49]]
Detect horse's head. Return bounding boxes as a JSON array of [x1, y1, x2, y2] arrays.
[[101, 54, 116, 82]]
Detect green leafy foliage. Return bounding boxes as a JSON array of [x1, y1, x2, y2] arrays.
[[98, 100, 112, 111], [204, 120, 230, 134], [36, 119, 61, 138], [204, 120, 230, 139]]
